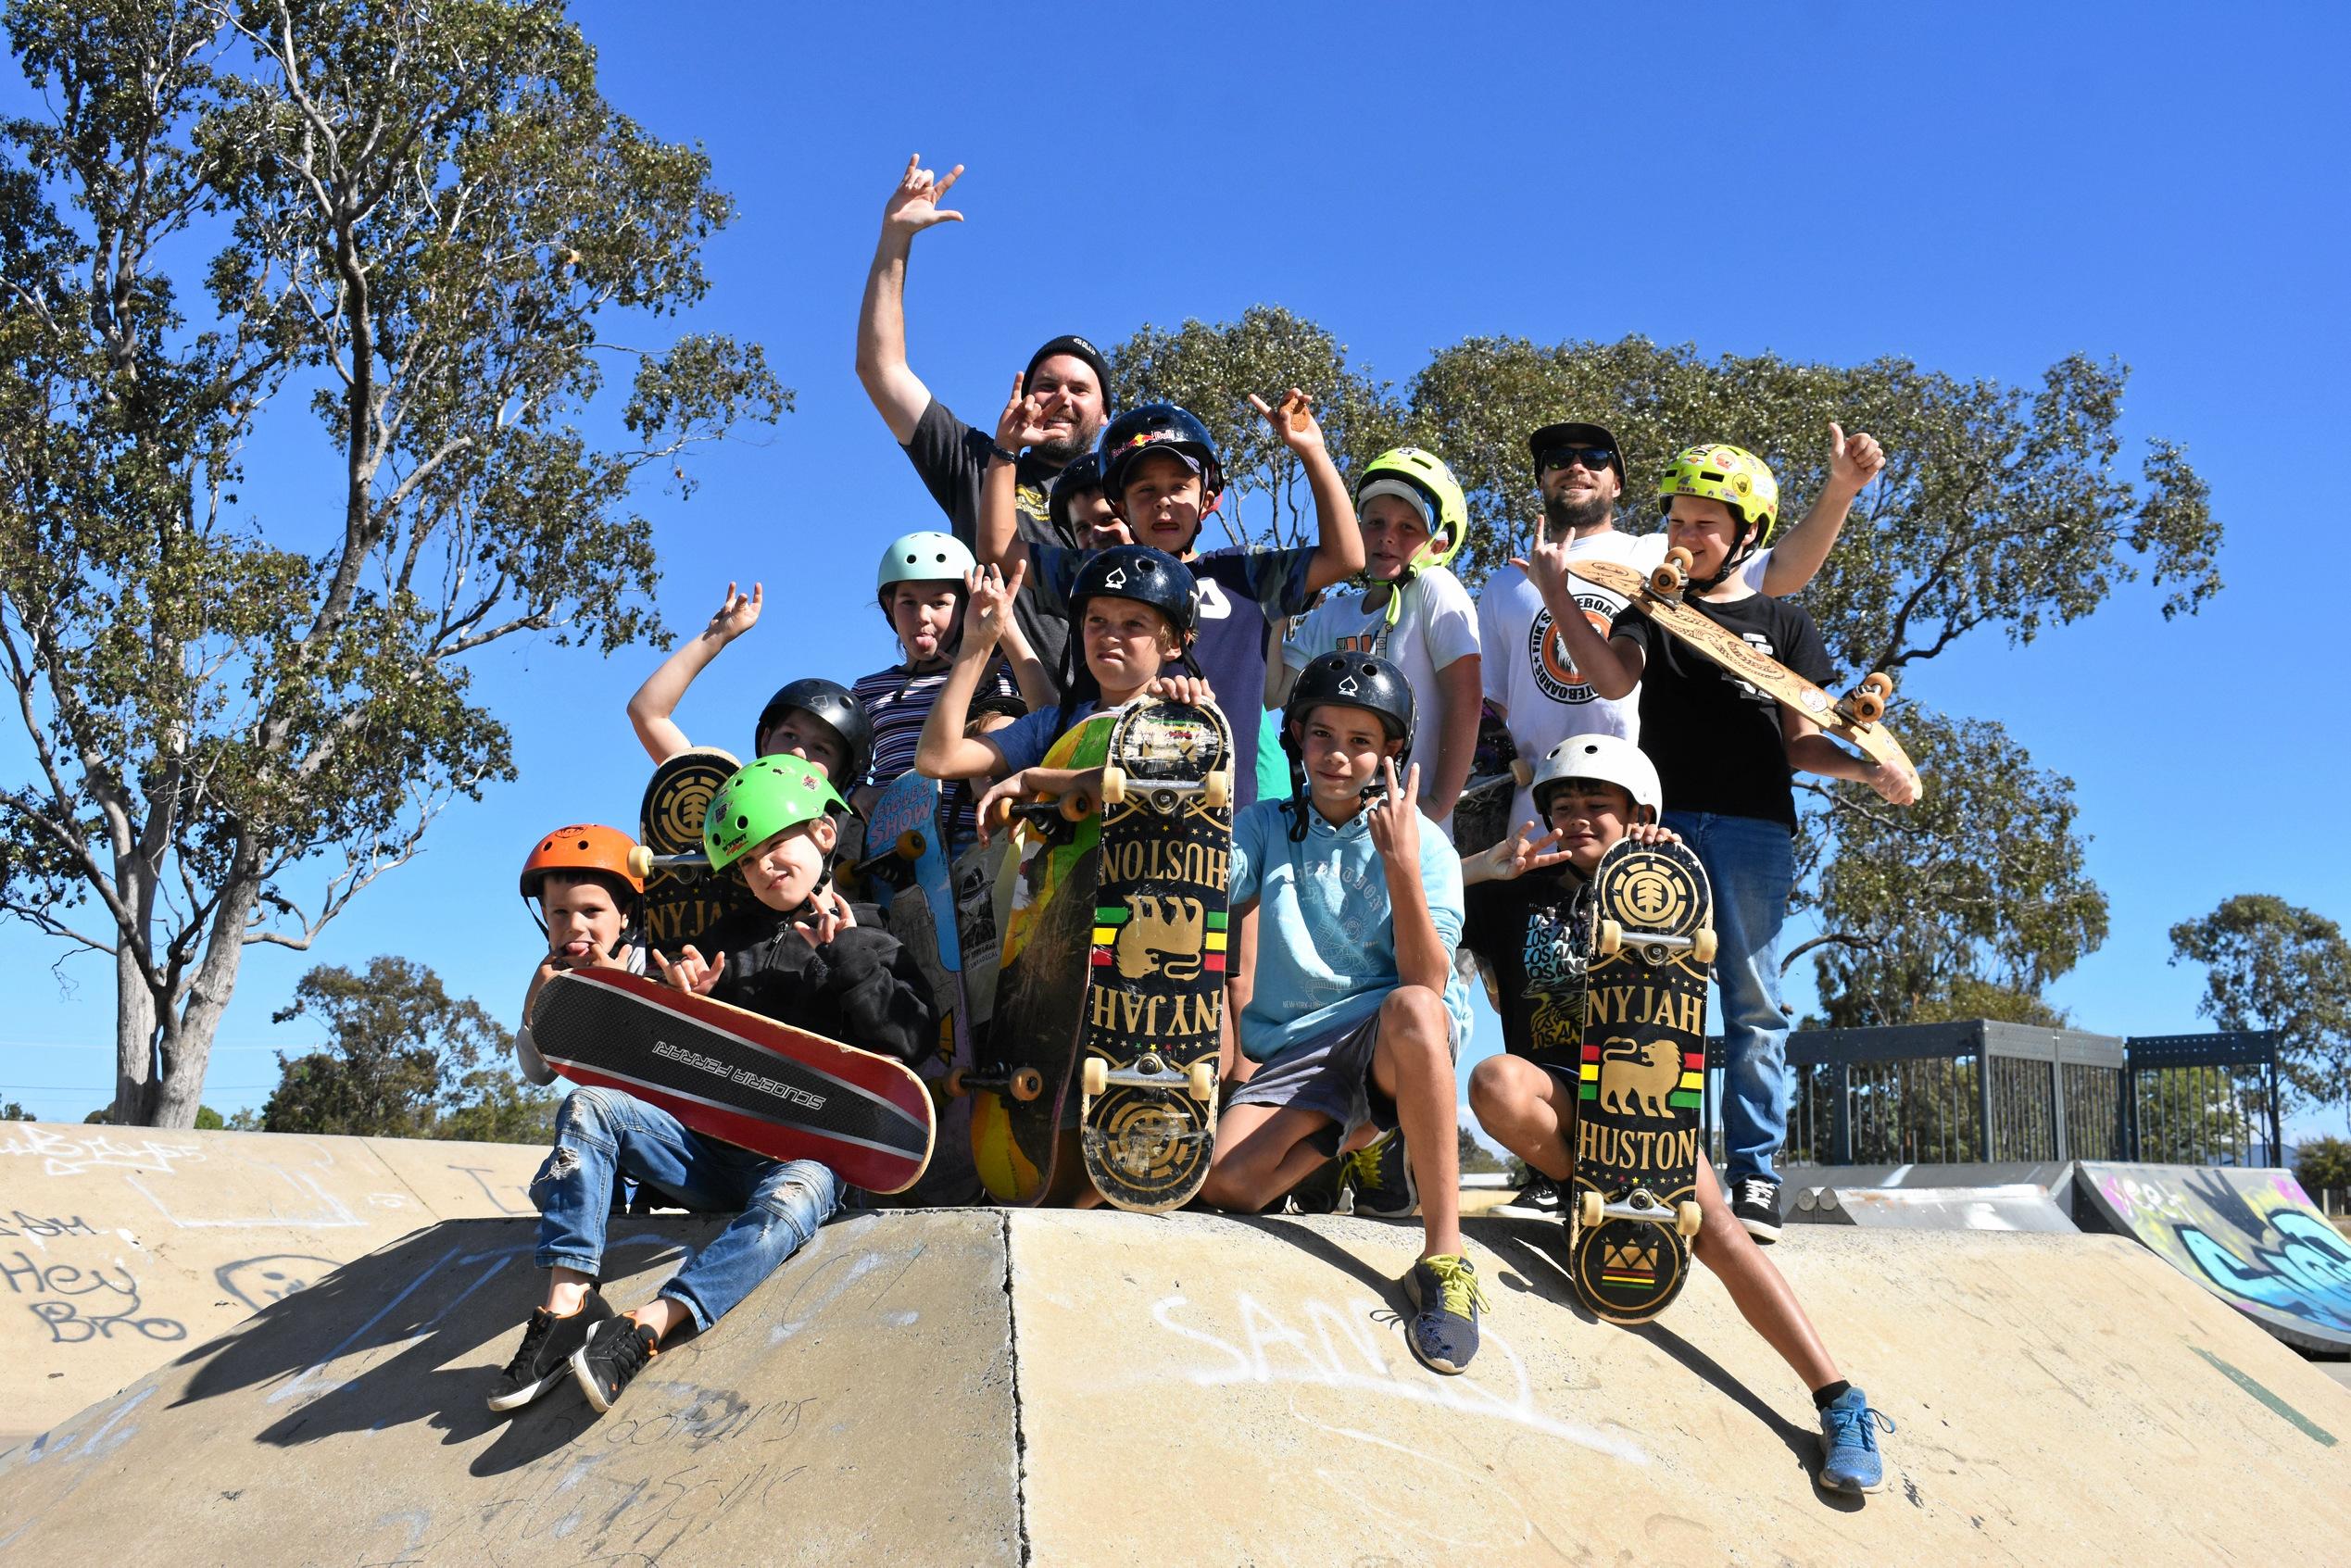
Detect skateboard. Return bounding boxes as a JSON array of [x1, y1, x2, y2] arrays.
[[1452, 698, 1532, 856], [955, 709, 1120, 1204], [1076, 697, 1234, 1212], [531, 968, 936, 1195], [853, 771, 980, 1203], [1568, 553, 1915, 777], [1568, 836, 1716, 1324], [638, 747, 755, 960]]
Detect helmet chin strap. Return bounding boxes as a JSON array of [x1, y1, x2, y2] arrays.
[[1692, 521, 1760, 591]]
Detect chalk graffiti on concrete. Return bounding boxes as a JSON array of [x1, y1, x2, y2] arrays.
[[0, 1127, 204, 1178], [215, 1254, 344, 1316], [0, 1248, 186, 1345]]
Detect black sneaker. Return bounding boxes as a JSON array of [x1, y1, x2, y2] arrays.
[[572, 1315, 660, 1412], [1732, 1175, 1783, 1243], [1282, 1152, 1347, 1215], [486, 1291, 614, 1412], [1493, 1173, 1564, 1222]]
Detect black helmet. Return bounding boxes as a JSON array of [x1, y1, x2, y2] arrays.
[[1100, 403, 1223, 501], [754, 677, 874, 786], [1049, 449, 1110, 532], [1067, 545, 1201, 637], [1284, 652, 1414, 759]]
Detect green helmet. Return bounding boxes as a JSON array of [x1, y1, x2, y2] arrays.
[[704, 756, 849, 871], [875, 530, 976, 607], [1355, 446, 1470, 576], [1656, 443, 1781, 546]]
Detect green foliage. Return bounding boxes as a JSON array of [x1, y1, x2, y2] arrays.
[[0, 1, 786, 1125], [1455, 1123, 1505, 1176], [260, 954, 545, 1141], [2296, 1137, 2351, 1205], [193, 1104, 223, 1130], [2169, 896, 2351, 1125], [1800, 711, 2106, 1027], [0, 1098, 31, 1120]]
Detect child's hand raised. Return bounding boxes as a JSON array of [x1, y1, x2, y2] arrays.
[[790, 887, 856, 950], [653, 945, 725, 997], [1465, 820, 1569, 884], [995, 372, 1053, 452], [1828, 421, 1886, 493], [883, 153, 964, 238], [1364, 758, 1422, 866], [705, 582, 761, 644], [1249, 387, 1326, 457], [963, 560, 1025, 647]]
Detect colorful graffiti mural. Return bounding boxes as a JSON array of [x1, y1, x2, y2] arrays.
[[2077, 1161, 2351, 1353]]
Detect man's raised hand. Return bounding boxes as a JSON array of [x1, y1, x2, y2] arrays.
[[1509, 514, 1573, 603], [883, 154, 965, 238], [1828, 421, 1886, 493]]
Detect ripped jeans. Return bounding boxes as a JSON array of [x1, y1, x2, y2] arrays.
[[532, 1086, 841, 1334]]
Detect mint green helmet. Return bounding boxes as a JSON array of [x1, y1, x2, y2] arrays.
[[704, 756, 849, 871], [876, 530, 976, 608]]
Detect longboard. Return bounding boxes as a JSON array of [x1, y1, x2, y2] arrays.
[[1568, 555, 1915, 777], [532, 968, 936, 1195], [1568, 837, 1715, 1323], [639, 747, 756, 960], [957, 709, 1119, 1204], [1076, 697, 1234, 1212]]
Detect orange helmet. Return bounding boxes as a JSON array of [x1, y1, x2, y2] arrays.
[[519, 823, 644, 901]]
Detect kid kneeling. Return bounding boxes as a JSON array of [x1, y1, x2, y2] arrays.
[[491, 769, 932, 1417], [1459, 734, 1896, 1494], [1200, 652, 1486, 1375]]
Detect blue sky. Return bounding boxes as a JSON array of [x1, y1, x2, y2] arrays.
[[0, 3, 2342, 1141]]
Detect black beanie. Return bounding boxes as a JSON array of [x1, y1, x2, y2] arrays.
[[1023, 333, 1111, 395]]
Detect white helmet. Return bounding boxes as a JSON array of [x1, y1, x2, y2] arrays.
[[1532, 734, 1662, 823]]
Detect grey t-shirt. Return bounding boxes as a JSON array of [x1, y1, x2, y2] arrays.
[[901, 397, 1076, 700]]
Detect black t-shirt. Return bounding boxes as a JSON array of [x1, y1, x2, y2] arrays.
[[901, 397, 1075, 700], [1461, 873, 1595, 1074], [1610, 592, 1835, 830]]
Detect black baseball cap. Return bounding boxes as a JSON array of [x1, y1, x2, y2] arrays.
[[1528, 420, 1627, 489], [1024, 334, 1111, 395]]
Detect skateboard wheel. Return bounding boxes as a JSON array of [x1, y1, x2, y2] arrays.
[[1010, 1067, 1043, 1102], [1849, 689, 1885, 724], [1202, 770, 1231, 809], [1861, 671, 1893, 698], [1510, 759, 1533, 787], [1677, 1200, 1703, 1239], [895, 830, 926, 861], [1188, 1060, 1216, 1102], [1596, 919, 1624, 957], [1652, 548, 1691, 594], [1692, 927, 1718, 964], [626, 846, 654, 882], [986, 797, 1013, 831], [1058, 789, 1095, 823], [1578, 1190, 1603, 1230], [1082, 1056, 1107, 1098], [1099, 765, 1126, 806], [945, 1067, 971, 1098]]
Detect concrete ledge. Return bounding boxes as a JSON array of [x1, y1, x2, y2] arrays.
[[6, 1208, 2350, 1564]]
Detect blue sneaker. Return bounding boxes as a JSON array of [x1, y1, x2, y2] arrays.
[[1401, 1254, 1489, 1375], [1817, 1386, 1894, 1494], [1344, 1128, 1418, 1219]]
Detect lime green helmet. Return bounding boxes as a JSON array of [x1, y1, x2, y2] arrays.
[[1355, 446, 1470, 576], [704, 756, 849, 871], [1656, 443, 1780, 546]]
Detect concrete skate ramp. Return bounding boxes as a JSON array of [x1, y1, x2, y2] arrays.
[[1788, 1182, 2080, 1232], [6, 1211, 2351, 1565], [2076, 1161, 2351, 1353], [0, 1123, 544, 1446]]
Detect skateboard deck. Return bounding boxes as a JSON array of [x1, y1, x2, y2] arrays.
[[1568, 836, 1715, 1323], [1076, 697, 1234, 1212], [532, 969, 936, 1195], [1569, 555, 1915, 777], [1452, 698, 1530, 856], [639, 746, 755, 960], [959, 709, 1119, 1204]]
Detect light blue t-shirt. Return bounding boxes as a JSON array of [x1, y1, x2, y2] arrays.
[[1227, 796, 1474, 1063], [985, 700, 1099, 776]]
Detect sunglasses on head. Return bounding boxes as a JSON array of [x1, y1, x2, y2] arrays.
[[1540, 445, 1617, 474]]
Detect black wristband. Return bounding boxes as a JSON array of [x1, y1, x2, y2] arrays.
[[988, 443, 1020, 464]]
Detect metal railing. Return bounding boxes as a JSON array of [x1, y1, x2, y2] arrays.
[[1702, 1023, 2279, 1171]]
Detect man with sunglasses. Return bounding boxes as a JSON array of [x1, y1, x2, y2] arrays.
[[1471, 418, 1882, 1233]]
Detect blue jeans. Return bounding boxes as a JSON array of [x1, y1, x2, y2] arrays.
[[1664, 810, 1795, 1185], [531, 1086, 840, 1334]]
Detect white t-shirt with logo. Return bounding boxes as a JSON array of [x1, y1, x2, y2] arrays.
[[1477, 530, 1772, 830], [1284, 565, 1480, 839]]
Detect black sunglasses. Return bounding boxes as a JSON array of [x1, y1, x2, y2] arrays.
[[1540, 445, 1617, 474]]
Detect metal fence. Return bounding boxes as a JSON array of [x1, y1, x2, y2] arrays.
[[1704, 1023, 2279, 1170]]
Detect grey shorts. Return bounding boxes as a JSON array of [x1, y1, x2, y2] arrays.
[[1230, 1004, 1457, 1157]]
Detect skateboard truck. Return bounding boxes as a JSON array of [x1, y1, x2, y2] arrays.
[[1594, 921, 1718, 965], [627, 847, 710, 880], [946, 1064, 1045, 1101], [1649, 546, 1694, 597], [1842, 671, 1894, 726], [1099, 765, 1230, 811], [1578, 1185, 1704, 1238], [986, 788, 1098, 843], [1081, 1051, 1217, 1102], [850, 828, 927, 886]]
